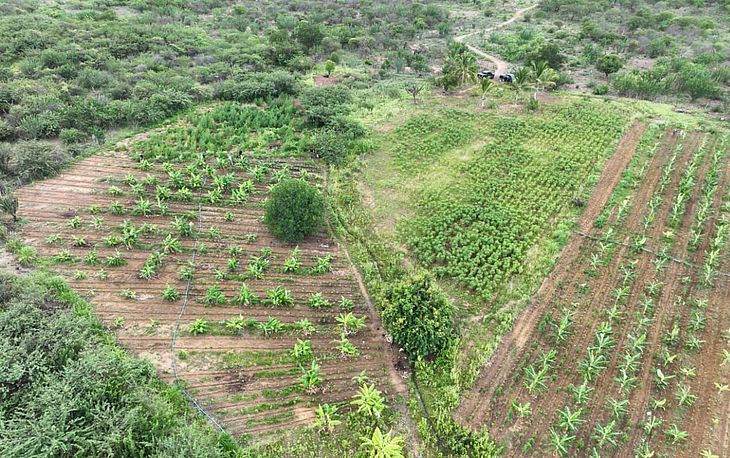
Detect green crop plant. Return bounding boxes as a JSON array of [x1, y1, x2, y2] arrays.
[[203, 284, 227, 305], [67, 216, 82, 229], [510, 401, 531, 419], [257, 317, 283, 336], [132, 198, 152, 216], [189, 318, 209, 336], [45, 234, 63, 245], [664, 424, 688, 444], [224, 211, 234, 222], [558, 406, 585, 432], [298, 360, 322, 395], [227, 257, 239, 272], [549, 429, 575, 458], [291, 339, 312, 362], [336, 312, 366, 335], [337, 335, 360, 357], [234, 283, 258, 306], [313, 404, 341, 434], [339, 297, 355, 311], [84, 249, 99, 266], [179, 263, 195, 281], [161, 234, 182, 254], [351, 383, 385, 422], [312, 255, 334, 274], [52, 249, 74, 264], [592, 420, 620, 447], [267, 286, 292, 306], [96, 269, 108, 280], [225, 315, 255, 333], [16, 245, 38, 267], [294, 319, 316, 335], [162, 284, 180, 301], [308, 292, 331, 309], [283, 246, 301, 273], [120, 289, 136, 300]]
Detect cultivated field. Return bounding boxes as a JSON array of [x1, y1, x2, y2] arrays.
[[456, 125, 730, 457], [13, 103, 395, 439]]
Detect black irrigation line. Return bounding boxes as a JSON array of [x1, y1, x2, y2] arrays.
[[169, 200, 229, 434], [573, 229, 730, 278]]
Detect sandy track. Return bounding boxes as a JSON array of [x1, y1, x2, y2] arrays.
[[454, 4, 539, 76]]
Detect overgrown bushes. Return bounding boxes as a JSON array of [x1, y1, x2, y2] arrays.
[[0, 273, 238, 457], [381, 272, 454, 360]]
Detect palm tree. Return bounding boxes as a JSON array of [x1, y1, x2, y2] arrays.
[[530, 60, 559, 100], [359, 428, 404, 458], [478, 78, 496, 108], [509, 67, 533, 102], [313, 404, 341, 433], [452, 51, 478, 86]]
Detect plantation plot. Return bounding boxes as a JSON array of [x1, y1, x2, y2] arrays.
[[456, 127, 730, 457], [12, 103, 393, 438]]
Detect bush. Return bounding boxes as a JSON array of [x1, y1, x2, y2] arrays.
[[381, 273, 454, 359], [264, 179, 324, 243], [592, 84, 609, 95], [299, 86, 352, 127], [13, 142, 70, 182], [215, 71, 298, 103]]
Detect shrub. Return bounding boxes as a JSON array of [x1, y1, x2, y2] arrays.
[[264, 179, 324, 243], [13, 142, 70, 182], [381, 272, 454, 359], [299, 86, 352, 127], [214, 71, 297, 103]]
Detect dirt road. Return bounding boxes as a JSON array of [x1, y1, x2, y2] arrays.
[[454, 4, 539, 77]]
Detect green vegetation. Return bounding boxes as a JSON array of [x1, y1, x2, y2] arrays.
[[0, 272, 235, 457], [264, 179, 324, 243], [381, 273, 454, 359]]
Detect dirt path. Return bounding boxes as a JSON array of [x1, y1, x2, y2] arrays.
[[454, 3, 539, 77]]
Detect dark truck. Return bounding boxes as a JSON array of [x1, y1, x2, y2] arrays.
[[477, 70, 495, 80]]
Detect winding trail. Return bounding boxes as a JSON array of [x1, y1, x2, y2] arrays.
[[454, 3, 539, 76]]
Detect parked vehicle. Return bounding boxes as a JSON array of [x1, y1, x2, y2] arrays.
[[499, 73, 515, 83], [477, 70, 495, 79]]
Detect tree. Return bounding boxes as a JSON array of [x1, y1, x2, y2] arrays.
[[294, 20, 323, 53], [525, 42, 566, 70], [530, 61, 559, 100], [381, 272, 454, 359], [264, 179, 324, 243], [324, 59, 335, 77], [596, 54, 624, 78], [404, 82, 423, 104], [359, 428, 404, 458], [451, 50, 478, 86], [0, 192, 18, 222], [478, 77, 496, 109]]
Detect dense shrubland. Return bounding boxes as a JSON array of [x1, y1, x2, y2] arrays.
[[473, 0, 728, 105], [0, 273, 237, 457]]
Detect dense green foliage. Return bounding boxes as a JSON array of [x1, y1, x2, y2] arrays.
[[398, 100, 627, 301], [381, 273, 454, 359], [264, 179, 325, 243], [0, 273, 235, 457]]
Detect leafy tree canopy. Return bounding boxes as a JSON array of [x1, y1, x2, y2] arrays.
[[264, 179, 325, 243]]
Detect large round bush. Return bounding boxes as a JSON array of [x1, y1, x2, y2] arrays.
[[264, 179, 324, 243]]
